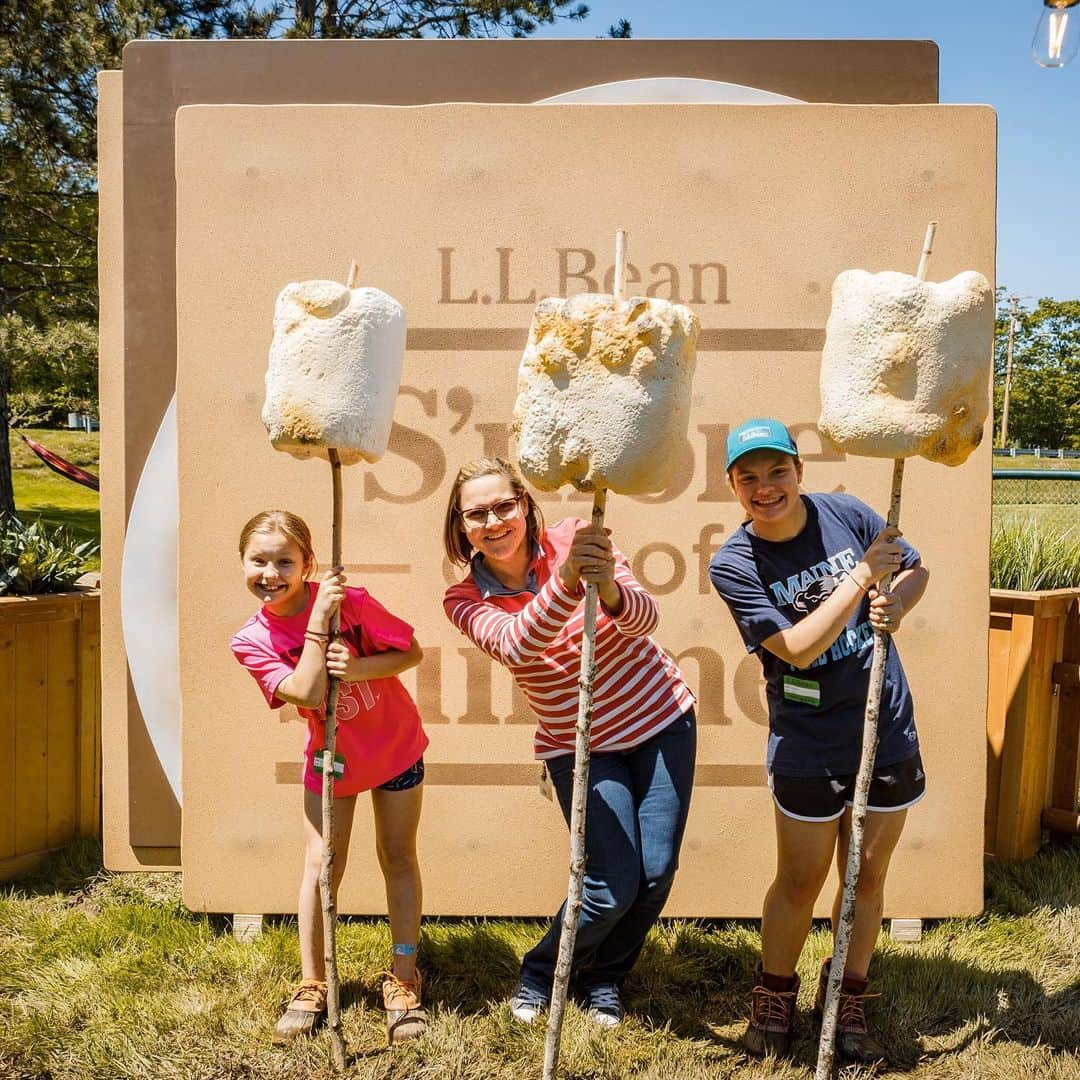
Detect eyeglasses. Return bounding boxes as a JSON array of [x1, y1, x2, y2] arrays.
[[457, 496, 522, 529]]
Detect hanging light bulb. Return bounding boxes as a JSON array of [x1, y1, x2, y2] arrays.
[[1032, 0, 1080, 67]]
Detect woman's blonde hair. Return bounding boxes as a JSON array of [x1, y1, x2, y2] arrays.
[[443, 458, 544, 567], [238, 510, 317, 578]]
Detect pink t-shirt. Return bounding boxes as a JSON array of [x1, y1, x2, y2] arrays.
[[231, 582, 428, 796]]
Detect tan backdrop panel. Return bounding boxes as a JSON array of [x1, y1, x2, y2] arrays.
[[102, 40, 939, 865], [97, 73, 181, 870], [175, 102, 993, 916]]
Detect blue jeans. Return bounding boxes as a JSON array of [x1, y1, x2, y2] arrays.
[[520, 708, 697, 994]]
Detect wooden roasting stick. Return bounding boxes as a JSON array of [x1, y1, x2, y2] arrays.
[[321, 445, 347, 1070], [542, 230, 624, 1080], [814, 221, 938, 1080], [316, 258, 363, 1071]]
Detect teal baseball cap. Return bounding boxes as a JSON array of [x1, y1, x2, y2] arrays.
[[726, 419, 799, 471]]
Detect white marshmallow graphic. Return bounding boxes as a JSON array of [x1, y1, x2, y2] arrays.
[[512, 293, 699, 493], [263, 279, 406, 465], [819, 269, 994, 466]]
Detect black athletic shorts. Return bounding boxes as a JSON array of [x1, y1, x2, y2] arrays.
[[768, 752, 925, 823], [377, 756, 425, 792]]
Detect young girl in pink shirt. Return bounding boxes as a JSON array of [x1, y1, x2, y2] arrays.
[[231, 510, 429, 1046]]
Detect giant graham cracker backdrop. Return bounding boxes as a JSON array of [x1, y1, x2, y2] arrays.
[[100, 40, 944, 873], [169, 101, 994, 915]]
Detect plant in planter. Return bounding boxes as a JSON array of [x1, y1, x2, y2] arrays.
[[0, 514, 99, 595], [987, 516, 1080, 859], [990, 518, 1080, 591], [0, 513, 102, 881]]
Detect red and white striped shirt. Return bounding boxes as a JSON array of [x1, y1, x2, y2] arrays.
[[443, 518, 694, 759]]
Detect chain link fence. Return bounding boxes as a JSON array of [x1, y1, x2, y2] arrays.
[[993, 469, 1080, 534]]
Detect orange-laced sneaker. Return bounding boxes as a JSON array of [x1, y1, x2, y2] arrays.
[[743, 963, 800, 1058], [382, 969, 427, 1045], [272, 979, 327, 1045], [814, 958, 886, 1064]]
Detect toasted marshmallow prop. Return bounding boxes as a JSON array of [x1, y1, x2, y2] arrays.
[[522, 234, 699, 1080], [263, 276, 405, 465], [819, 269, 993, 466], [814, 225, 993, 1080], [513, 292, 699, 493], [261, 262, 406, 1070]]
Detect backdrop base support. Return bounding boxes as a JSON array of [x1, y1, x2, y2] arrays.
[[232, 914, 264, 942], [889, 918, 923, 943]]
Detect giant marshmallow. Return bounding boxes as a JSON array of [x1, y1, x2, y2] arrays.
[[513, 294, 699, 493], [819, 270, 994, 466], [263, 279, 406, 465]]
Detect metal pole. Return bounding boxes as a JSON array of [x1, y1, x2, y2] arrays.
[[1000, 294, 1019, 448]]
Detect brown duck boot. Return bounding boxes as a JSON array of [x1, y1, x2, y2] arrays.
[[272, 979, 327, 1044], [743, 963, 800, 1058], [382, 969, 427, 1045], [814, 958, 886, 1064]]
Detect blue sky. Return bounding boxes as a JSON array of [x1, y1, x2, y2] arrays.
[[538, 0, 1079, 303]]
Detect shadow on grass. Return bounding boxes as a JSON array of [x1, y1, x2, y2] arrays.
[[870, 946, 1080, 1070], [985, 842, 1080, 915], [420, 919, 528, 1015], [630, 921, 760, 1040], [5, 836, 107, 897], [17, 505, 101, 544], [5, 837, 231, 933], [322, 918, 523, 1017]]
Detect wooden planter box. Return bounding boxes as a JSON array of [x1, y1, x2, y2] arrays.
[[0, 590, 101, 881], [987, 588, 1080, 860]]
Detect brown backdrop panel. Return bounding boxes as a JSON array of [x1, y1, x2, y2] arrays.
[[103, 38, 940, 865], [124, 38, 938, 492], [175, 102, 993, 916], [98, 73, 181, 870]]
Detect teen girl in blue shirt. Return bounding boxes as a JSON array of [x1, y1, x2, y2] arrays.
[[709, 419, 929, 1065]]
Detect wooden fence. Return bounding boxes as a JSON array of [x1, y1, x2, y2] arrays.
[[0, 591, 101, 881], [987, 588, 1080, 860]]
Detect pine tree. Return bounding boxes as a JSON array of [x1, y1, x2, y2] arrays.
[[0, 0, 624, 513]]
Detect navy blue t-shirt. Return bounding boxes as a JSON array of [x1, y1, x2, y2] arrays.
[[709, 492, 921, 777]]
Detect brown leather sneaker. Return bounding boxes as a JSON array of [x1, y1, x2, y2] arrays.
[[272, 979, 327, 1044], [814, 958, 886, 1064], [743, 963, 800, 1058], [382, 969, 427, 1045]]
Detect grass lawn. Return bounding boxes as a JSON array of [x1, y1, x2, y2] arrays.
[[1, 840, 1078, 1079], [993, 454, 1080, 472], [9, 429, 100, 573], [7, 431, 1080, 579]]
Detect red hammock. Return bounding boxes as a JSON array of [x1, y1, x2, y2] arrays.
[[19, 433, 100, 492]]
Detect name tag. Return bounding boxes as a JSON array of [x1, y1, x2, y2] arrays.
[[313, 750, 346, 779], [783, 674, 821, 706]]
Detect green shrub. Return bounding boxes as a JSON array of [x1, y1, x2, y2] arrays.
[[0, 315, 98, 426], [0, 514, 99, 595], [990, 516, 1080, 590]]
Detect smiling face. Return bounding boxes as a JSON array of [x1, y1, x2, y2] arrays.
[[728, 449, 805, 540], [457, 473, 529, 571], [241, 529, 312, 616]]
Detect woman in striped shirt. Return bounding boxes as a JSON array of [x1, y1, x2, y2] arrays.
[[442, 458, 696, 1028]]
